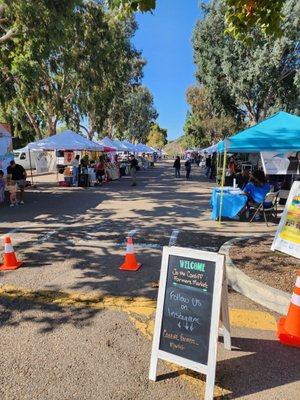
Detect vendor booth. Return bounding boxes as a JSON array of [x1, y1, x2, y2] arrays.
[[212, 112, 300, 221], [27, 130, 104, 186]]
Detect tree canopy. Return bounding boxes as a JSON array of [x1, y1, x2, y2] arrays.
[[192, 0, 299, 122], [224, 0, 285, 41], [111, 85, 158, 143], [147, 123, 167, 149], [0, 0, 157, 143], [106, 0, 289, 40], [181, 0, 299, 148]]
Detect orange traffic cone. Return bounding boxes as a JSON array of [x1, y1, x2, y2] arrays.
[[0, 236, 23, 271], [120, 236, 141, 271], [277, 270, 300, 348]]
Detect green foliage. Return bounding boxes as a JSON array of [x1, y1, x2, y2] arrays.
[[192, 0, 299, 126], [0, 0, 82, 138], [163, 138, 185, 158], [184, 86, 242, 147], [0, 0, 156, 143], [224, 0, 285, 42], [77, 10, 146, 139], [106, 0, 287, 41], [112, 85, 158, 143], [147, 123, 167, 148], [106, 0, 156, 16]]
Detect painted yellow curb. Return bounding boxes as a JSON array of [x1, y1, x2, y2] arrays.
[[0, 284, 277, 399]]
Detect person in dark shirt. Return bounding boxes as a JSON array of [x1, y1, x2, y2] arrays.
[[185, 158, 192, 180], [205, 155, 211, 177], [173, 156, 181, 178], [209, 152, 217, 180], [129, 155, 138, 186], [235, 168, 250, 189], [7, 160, 27, 204]]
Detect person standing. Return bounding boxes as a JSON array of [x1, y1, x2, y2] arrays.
[[205, 154, 212, 177], [7, 160, 26, 205], [129, 155, 138, 186], [71, 154, 80, 186], [173, 156, 181, 178], [209, 152, 217, 180], [185, 158, 192, 180], [95, 157, 105, 184]]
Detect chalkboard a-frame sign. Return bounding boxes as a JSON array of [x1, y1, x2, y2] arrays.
[[149, 246, 231, 400]]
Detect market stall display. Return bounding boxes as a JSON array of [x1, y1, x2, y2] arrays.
[[214, 112, 300, 223], [211, 186, 247, 220], [26, 130, 104, 184]]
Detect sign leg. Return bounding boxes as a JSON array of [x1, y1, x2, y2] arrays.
[[205, 355, 217, 400], [149, 355, 158, 381]]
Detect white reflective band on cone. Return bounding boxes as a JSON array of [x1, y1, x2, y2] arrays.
[[4, 244, 14, 253], [296, 276, 300, 288], [291, 293, 300, 307], [127, 245, 134, 254]]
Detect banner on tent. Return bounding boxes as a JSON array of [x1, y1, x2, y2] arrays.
[[64, 151, 74, 164], [35, 152, 49, 174], [261, 152, 300, 175], [271, 181, 300, 259]]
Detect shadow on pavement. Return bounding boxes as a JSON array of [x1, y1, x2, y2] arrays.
[[215, 336, 300, 399]]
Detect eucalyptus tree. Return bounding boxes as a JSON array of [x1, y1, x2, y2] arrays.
[[76, 5, 144, 139], [192, 0, 299, 125], [0, 0, 81, 138], [112, 85, 158, 143]]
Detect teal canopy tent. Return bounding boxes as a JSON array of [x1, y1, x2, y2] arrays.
[[217, 112, 300, 153]]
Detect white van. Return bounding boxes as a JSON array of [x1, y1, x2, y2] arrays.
[[13, 148, 39, 170]]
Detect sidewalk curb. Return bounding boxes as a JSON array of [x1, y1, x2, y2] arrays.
[[219, 235, 290, 315]]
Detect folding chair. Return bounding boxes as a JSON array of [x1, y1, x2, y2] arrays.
[[249, 191, 279, 226]]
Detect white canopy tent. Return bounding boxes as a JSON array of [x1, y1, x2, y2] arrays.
[[112, 139, 131, 152], [26, 130, 104, 183], [96, 136, 118, 151], [110, 139, 126, 151], [136, 143, 155, 154], [201, 143, 219, 155], [28, 130, 104, 152], [122, 140, 138, 153]]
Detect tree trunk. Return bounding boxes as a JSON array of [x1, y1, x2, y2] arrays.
[[87, 114, 96, 140], [261, 88, 274, 120], [107, 118, 114, 138], [46, 103, 57, 136], [19, 98, 42, 139]]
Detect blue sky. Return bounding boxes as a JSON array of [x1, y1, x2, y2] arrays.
[[133, 0, 202, 141]]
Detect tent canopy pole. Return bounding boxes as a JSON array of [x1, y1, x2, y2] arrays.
[[28, 148, 34, 185], [218, 141, 228, 226]]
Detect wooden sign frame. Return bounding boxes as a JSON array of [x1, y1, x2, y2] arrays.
[[149, 246, 231, 400]]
